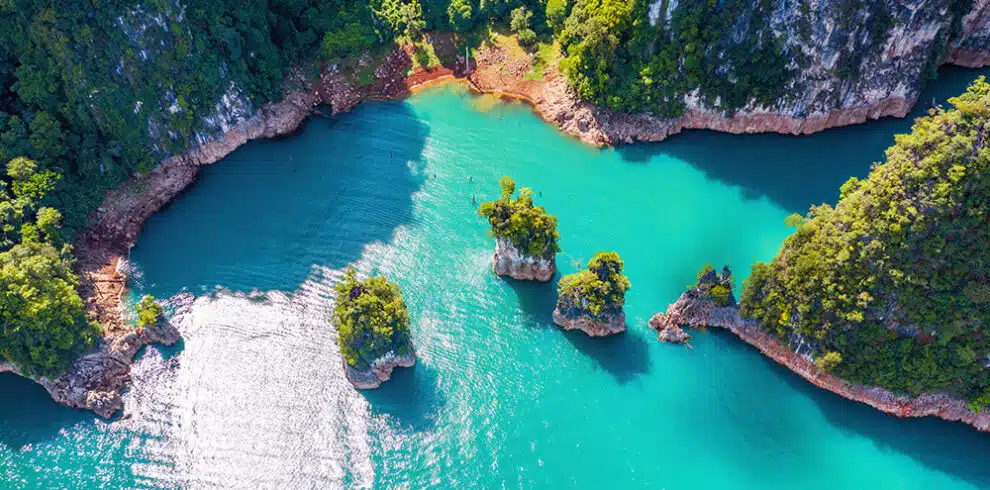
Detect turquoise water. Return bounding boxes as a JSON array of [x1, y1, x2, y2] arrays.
[[3, 68, 990, 488]]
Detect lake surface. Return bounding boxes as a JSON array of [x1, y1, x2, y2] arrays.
[[3, 68, 990, 489]]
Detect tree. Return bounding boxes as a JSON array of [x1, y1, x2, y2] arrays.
[[0, 241, 101, 376], [136, 295, 163, 327], [740, 77, 990, 402], [546, 0, 569, 32], [556, 251, 631, 319], [447, 0, 474, 32], [478, 176, 560, 258], [333, 267, 412, 370], [400, 0, 427, 40], [816, 351, 842, 372]]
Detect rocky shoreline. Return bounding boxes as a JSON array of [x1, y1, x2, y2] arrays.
[[42, 20, 989, 418], [0, 316, 179, 418], [552, 309, 626, 337], [652, 289, 990, 432], [343, 346, 417, 390], [492, 238, 556, 282]]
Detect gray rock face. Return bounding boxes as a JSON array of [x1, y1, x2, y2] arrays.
[[543, 0, 990, 146], [552, 308, 626, 337], [648, 313, 691, 344], [0, 319, 180, 418], [343, 344, 417, 390], [493, 238, 556, 282]]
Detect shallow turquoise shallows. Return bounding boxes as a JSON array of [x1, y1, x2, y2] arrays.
[[4, 68, 990, 489]]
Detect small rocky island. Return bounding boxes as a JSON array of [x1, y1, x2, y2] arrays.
[[477, 176, 560, 281], [553, 251, 631, 336], [333, 267, 416, 389], [649, 264, 734, 344]]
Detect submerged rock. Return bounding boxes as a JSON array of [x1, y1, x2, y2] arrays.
[[493, 238, 556, 282], [343, 343, 417, 390], [648, 313, 690, 344]]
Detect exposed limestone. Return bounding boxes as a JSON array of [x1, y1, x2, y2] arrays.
[[343, 345, 417, 390], [493, 238, 556, 282], [0, 317, 179, 418], [653, 282, 990, 432], [648, 313, 691, 344], [552, 309, 626, 337]]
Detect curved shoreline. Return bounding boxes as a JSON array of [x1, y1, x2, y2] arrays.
[[652, 292, 990, 432], [47, 40, 990, 419]]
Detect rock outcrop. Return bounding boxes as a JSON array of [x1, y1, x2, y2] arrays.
[[552, 309, 626, 337], [0, 318, 179, 418], [648, 313, 691, 344], [343, 345, 417, 390], [492, 238, 556, 282], [653, 283, 990, 432]]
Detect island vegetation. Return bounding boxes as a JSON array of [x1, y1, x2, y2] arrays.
[[0, 156, 99, 377], [332, 267, 413, 372], [478, 176, 560, 259], [135, 295, 164, 327], [554, 251, 630, 335], [740, 77, 990, 411]]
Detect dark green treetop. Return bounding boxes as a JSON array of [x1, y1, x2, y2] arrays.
[[333, 267, 412, 370], [556, 251, 631, 320], [478, 176, 561, 259]]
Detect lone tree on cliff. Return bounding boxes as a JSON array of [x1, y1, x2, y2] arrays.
[[477, 176, 560, 258], [333, 267, 413, 370]]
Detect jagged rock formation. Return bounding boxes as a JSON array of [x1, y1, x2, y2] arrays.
[[493, 238, 556, 282], [0, 317, 179, 418], [648, 313, 691, 344], [652, 272, 990, 432], [343, 345, 417, 390], [552, 309, 627, 337]]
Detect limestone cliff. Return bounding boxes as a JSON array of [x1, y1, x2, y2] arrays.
[[492, 238, 556, 282], [343, 344, 417, 390]]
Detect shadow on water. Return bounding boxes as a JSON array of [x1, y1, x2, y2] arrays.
[[562, 329, 652, 384], [362, 362, 445, 432], [616, 66, 990, 213], [506, 274, 560, 326], [130, 100, 431, 296], [708, 329, 990, 488], [507, 274, 651, 382], [0, 373, 89, 450]]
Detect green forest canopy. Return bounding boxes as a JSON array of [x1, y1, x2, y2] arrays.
[[556, 251, 630, 320], [0, 157, 100, 377], [478, 176, 560, 258], [740, 77, 990, 409], [333, 267, 412, 370]]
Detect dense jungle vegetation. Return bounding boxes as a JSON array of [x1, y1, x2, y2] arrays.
[[478, 176, 560, 258], [740, 78, 990, 410], [333, 267, 412, 370]]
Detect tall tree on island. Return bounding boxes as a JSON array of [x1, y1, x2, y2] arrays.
[[478, 176, 560, 281]]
